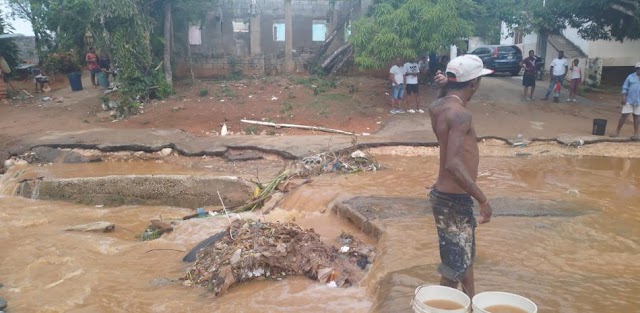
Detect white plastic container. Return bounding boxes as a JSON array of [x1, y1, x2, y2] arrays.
[[412, 285, 470, 313], [472, 291, 537, 313]]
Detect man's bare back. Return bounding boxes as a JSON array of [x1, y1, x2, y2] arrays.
[[429, 96, 480, 195]]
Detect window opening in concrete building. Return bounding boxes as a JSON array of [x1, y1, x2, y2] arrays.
[[189, 25, 202, 45], [312, 20, 327, 42], [233, 18, 249, 33], [273, 21, 285, 42], [345, 20, 352, 40]]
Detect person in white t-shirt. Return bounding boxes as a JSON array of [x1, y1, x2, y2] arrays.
[[389, 58, 406, 114], [567, 59, 582, 102], [404, 59, 423, 113], [543, 50, 569, 100]]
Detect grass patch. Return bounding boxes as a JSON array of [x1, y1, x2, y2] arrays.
[[216, 85, 238, 99], [199, 88, 209, 97], [317, 93, 350, 102], [245, 125, 259, 134], [289, 75, 338, 95], [280, 101, 294, 114]]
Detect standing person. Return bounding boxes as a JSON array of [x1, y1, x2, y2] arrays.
[[567, 59, 582, 102], [418, 56, 429, 85], [521, 50, 537, 100], [404, 58, 422, 113], [85, 47, 99, 87], [428, 54, 493, 298], [542, 50, 568, 100], [610, 62, 640, 140], [389, 58, 406, 114], [428, 52, 439, 85]]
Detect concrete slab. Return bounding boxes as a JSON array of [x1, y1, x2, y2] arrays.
[[332, 196, 597, 241]]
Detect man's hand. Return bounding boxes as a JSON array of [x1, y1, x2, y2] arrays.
[[434, 71, 448, 87], [478, 201, 493, 224]]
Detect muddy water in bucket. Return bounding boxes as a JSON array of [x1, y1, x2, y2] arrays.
[[412, 285, 470, 312], [1, 155, 640, 312], [473, 292, 537, 313]]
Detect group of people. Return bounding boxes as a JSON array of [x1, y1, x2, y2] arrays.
[[388, 54, 448, 114], [521, 49, 583, 102], [85, 47, 116, 88]]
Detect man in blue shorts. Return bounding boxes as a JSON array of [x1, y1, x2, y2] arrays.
[[429, 55, 494, 297], [389, 57, 406, 114]]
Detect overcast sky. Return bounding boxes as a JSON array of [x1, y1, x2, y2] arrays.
[[1, 2, 35, 36]]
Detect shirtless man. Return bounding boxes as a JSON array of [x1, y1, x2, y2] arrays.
[[428, 54, 494, 298]]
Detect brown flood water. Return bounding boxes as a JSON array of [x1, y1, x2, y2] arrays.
[[1, 155, 639, 312]]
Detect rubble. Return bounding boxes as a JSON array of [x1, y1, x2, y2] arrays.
[[183, 219, 374, 296]]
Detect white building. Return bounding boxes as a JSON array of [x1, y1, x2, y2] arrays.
[[500, 22, 640, 86]]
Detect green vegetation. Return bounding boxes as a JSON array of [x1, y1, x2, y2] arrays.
[[244, 125, 259, 134], [217, 85, 238, 99], [280, 101, 293, 114], [290, 75, 338, 95], [0, 14, 20, 71], [199, 88, 209, 97], [350, 0, 472, 69]]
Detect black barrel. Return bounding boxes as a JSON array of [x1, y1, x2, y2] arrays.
[[592, 119, 607, 136]]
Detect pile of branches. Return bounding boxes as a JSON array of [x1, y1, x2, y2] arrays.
[[229, 149, 379, 213], [183, 219, 373, 296]]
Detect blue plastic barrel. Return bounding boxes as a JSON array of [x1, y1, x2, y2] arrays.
[[97, 71, 109, 89], [67, 72, 83, 92]]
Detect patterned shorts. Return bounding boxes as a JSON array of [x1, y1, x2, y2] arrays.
[[429, 188, 477, 281]]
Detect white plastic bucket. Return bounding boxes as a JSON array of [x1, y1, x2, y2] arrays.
[[412, 285, 470, 313], [472, 291, 537, 313]]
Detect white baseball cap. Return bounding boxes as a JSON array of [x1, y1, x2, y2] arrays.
[[635, 62, 640, 68], [446, 55, 494, 82]]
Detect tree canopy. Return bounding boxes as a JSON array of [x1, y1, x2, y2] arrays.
[[505, 0, 640, 42], [350, 0, 473, 69], [0, 12, 20, 70]]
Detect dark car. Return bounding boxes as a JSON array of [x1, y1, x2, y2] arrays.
[[469, 45, 523, 76]]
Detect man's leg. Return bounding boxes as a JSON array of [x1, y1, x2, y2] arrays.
[[543, 76, 557, 100], [530, 84, 536, 98], [633, 114, 640, 138], [613, 113, 630, 136], [460, 266, 475, 298], [523, 86, 528, 99]]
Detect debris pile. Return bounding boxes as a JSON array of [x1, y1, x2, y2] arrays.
[[183, 219, 374, 296], [299, 149, 380, 176]]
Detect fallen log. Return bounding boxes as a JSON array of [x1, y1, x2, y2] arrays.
[[65, 221, 116, 233], [321, 43, 352, 70], [240, 119, 354, 135], [328, 46, 353, 79]]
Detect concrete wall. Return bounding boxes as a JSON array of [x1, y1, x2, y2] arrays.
[[14, 36, 38, 63], [174, 0, 355, 78], [563, 27, 640, 67]]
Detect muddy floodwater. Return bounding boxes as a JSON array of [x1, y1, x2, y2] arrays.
[[0, 154, 639, 313]]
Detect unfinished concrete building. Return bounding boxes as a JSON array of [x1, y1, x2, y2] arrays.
[[173, 0, 368, 78]]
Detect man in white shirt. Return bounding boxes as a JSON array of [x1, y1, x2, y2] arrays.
[[404, 58, 424, 113], [542, 50, 569, 100], [389, 58, 406, 114]]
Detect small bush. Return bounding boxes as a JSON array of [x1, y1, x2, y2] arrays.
[[43, 51, 82, 74], [199, 88, 209, 97]]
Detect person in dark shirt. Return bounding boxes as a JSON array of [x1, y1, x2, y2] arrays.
[[521, 50, 537, 100], [99, 54, 116, 80]]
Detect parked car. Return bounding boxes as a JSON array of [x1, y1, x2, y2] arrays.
[[469, 45, 523, 76]]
